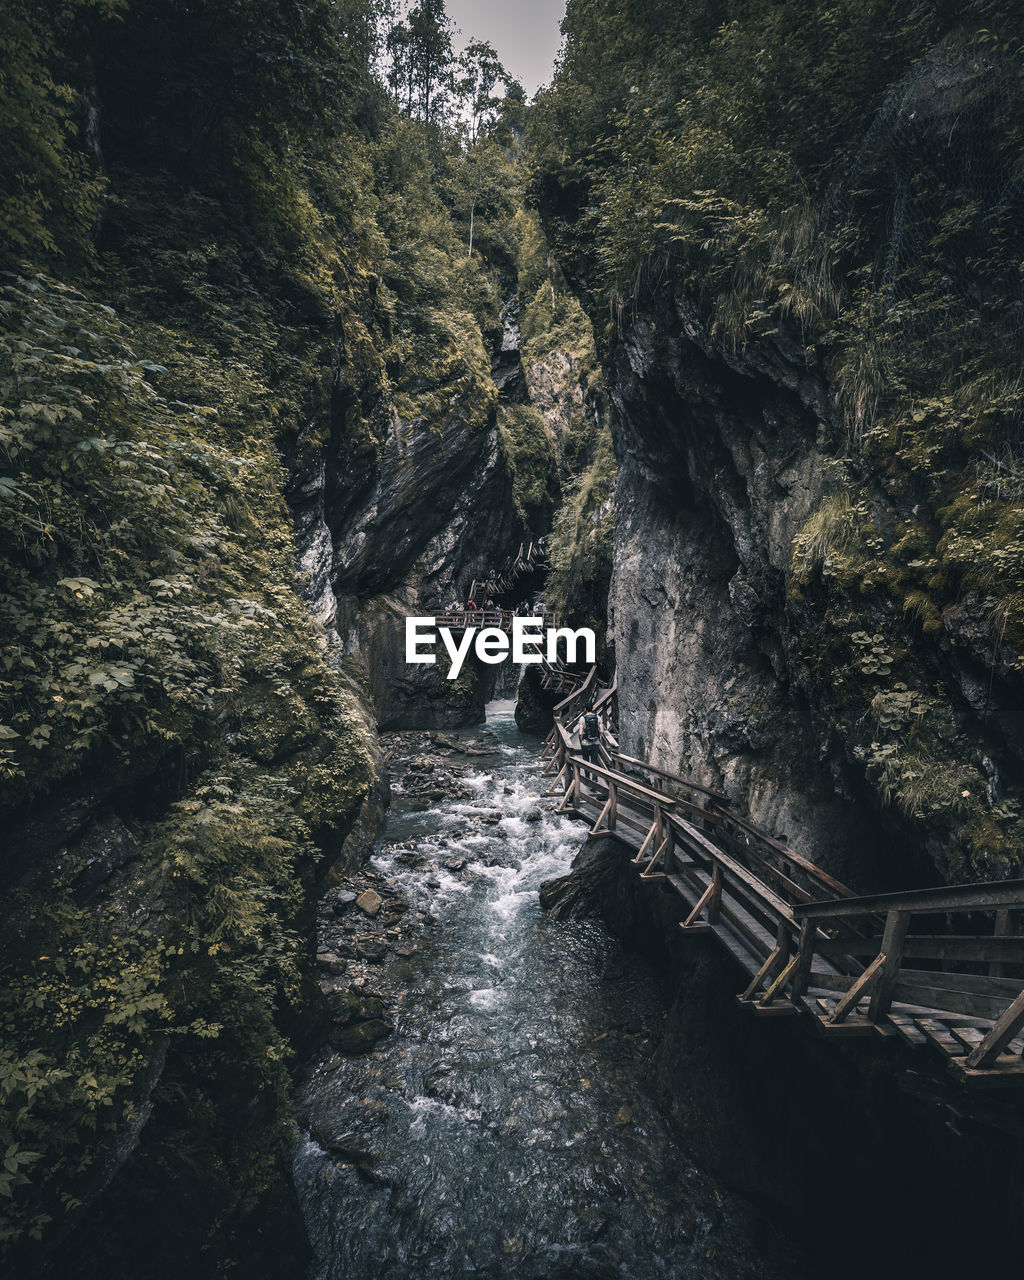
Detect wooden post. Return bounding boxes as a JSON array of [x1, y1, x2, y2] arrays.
[[992, 909, 1013, 978], [708, 864, 723, 924], [790, 919, 817, 1005], [608, 780, 618, 831], [867, 909, 909, 1023]]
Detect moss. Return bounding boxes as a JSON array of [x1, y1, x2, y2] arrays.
[[545, 425, 617, 647], [0, 276, 375, 1257], [498, 404, 560, 527]]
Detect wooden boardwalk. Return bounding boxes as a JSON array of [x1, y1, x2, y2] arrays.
[[540, 663, 1024, 1089], [464, 539, 548, 607]]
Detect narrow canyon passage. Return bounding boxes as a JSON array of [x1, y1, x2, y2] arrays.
[[293, 701, 804, 1279]]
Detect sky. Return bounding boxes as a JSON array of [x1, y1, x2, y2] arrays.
[[445, 0, 567, 97]]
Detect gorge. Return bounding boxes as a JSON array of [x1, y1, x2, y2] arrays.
[[3, 1, 1024, 1276]]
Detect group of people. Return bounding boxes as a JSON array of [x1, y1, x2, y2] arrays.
[[441, 597, 545, 619]]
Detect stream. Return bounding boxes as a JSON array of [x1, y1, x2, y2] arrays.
[[293, 699, 804, 1279]]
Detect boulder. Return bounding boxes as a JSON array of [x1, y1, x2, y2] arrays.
[[330, 1019, 393, 1054], [355, 889, 383, 916]]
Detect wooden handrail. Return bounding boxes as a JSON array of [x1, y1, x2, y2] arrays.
[[795, 879, 1024, 922], [612, 751, 728, 803], [541, 658, 1024, 1085]]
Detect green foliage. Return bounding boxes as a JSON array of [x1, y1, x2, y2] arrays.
[[545, 426, 616, 648], [0, 275, 375, 1254], [539, 0, 1024, 873], [0, 0, 120, 264], [498, 404, 559, 527]]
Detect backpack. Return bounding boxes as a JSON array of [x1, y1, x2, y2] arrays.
[[583, 712, 600, 740]]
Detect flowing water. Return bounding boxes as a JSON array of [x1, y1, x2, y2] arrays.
[[293, 700, 800, 1279]]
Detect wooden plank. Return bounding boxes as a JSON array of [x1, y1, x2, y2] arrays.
[[890, 980, 1014, 1021], [950, 1058, 1024, 1088], [888, 1012, 928, 1046], [796, 878, 1024, 922], [916, 1018, 966, 1057], [712, 916, 766, 977], [965, 988, 1024, 1069], [895, 968, 1024, 998], [814, 934, 1024, 964], [811, 998, 876, 1037], [831, 952, 886, 1023], [950, 1026, 987, 1054]]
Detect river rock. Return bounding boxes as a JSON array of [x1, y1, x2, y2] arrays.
[[614, 1104, 634, 1126], [331, 1019, 393, 1054], [431, 733, 492, 756], [356, 939, 389, 963], [331, 891, 357, 915], [356, 889, 383, 916], [317, 951, 347, 975], [524, 808, 543, 823]]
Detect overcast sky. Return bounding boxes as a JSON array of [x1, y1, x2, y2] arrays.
[[445, 0, 566, 96]]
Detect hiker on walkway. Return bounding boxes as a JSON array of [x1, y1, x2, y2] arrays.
[[578, 705, 602, 781], [466, 598, 479, 611]]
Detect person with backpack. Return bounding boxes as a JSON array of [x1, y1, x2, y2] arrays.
[[579, 705, 601, 777]]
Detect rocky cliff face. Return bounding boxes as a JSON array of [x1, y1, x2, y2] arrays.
[[605, 285, 1020, 888], [286, 350, 519, 730]]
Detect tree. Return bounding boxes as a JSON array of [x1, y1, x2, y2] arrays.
[[407, 0, 454, 124], [457, 40, 507, 141]]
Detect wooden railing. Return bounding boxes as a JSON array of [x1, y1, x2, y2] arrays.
[[540, 662, 1024, 1088], [466, 538, 548, 607]]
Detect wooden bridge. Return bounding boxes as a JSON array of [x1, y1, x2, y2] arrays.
[[540, 663, 1024, 1088]]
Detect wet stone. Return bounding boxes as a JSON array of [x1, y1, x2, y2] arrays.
[[330, 1019, 393, 1055], [355, 889, 383, 916], [356, 940, 389, 963], [317, 952, 348, 975]]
